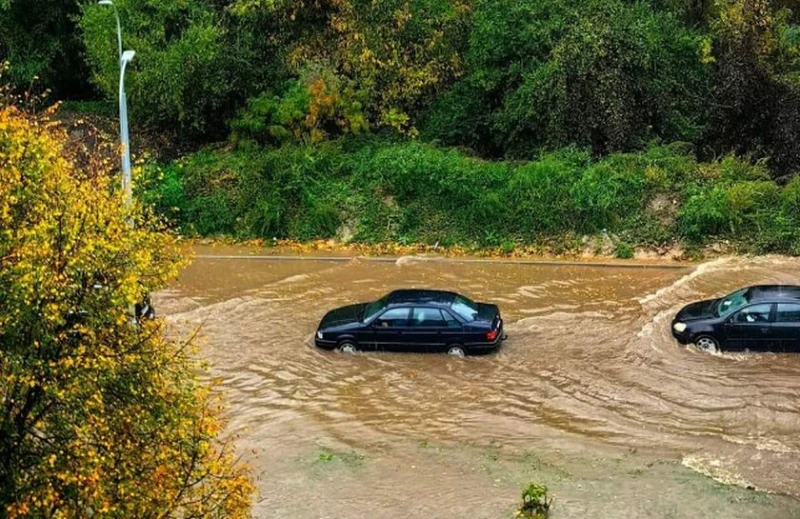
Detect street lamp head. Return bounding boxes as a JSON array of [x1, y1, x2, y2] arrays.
[[98, 0, 113, 5], [121, 50, 136, 64]]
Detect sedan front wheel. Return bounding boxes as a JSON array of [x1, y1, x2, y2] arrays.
[[694, 335, 720, 353], [338, 341, 359, 354]]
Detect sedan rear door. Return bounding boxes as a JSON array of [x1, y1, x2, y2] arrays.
[[406, 307, 448, 352], [774, 303, 800, 353], [441, 309, 465, 348]]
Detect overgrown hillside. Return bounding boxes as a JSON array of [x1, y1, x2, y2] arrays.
[[142, 140, 800, 255], [3, 0, 799, 253]]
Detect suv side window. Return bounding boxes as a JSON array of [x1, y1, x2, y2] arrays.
[[375, 308, 410, 327], [776, 303, 800, 323], [411, 307, 447, 328], [733, 304, 773, 324]]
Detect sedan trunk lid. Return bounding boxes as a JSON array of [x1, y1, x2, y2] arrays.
[[476, 303, 500, 324]]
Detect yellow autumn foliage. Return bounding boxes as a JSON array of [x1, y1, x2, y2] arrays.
[[0, 105, 254, 517]]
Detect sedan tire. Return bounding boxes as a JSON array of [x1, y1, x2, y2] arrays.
[[338, 341, 359, 354], [694, 335, 720, 353], [446, 345, 466, 357]]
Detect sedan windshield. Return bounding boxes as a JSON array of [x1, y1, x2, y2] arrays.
[[715, 288, 750, 317], [363, 296, 387, 322], [451, 295, 479, 322]]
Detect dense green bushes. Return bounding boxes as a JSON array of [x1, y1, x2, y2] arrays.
[[0, 0, 91, 98], [79, 0, 252, 139], [5, 0, 797, 175], [423, 0, 711, 157], [143, 139, 800, 254], [4, 0, 798, 252]]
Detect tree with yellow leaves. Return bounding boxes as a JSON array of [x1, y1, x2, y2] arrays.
[[230, 0, 471, 136], [0, 98, 254, 516]]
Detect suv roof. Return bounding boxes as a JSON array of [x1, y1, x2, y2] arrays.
[[385, 289, 457, 306], [749, 285, 800, 302]]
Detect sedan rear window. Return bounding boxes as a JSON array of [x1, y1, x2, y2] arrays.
[[451, 295, 479, 322], [411, 308, 446, 327], [442, 310, 461, 328], [776, 303, 800, 323]]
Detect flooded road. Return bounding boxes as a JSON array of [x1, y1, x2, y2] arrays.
[[157, 248, 800, 518]]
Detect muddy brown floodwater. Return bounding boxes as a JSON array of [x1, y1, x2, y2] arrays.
[[156, 247, 800, 519]]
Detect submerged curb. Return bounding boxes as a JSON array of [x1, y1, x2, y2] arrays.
[[194, 254, 691, 270]]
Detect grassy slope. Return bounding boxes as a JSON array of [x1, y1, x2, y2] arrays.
[[141, 138, 800, 258]]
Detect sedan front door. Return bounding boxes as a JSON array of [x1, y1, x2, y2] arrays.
[[372, 307, 411, 352], [724, 303, 776, 351]]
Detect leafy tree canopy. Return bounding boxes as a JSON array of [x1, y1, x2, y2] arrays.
[[0, 101, 254, 518]]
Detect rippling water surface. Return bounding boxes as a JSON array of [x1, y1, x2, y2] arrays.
[[156, 248, 800, 518]]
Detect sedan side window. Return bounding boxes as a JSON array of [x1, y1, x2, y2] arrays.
[[441, 309, 461, 328], [411, 308, 447, 328], [776, 303, 800, 323], [375, 308, 410, 328], [732, 304, 772, 324]]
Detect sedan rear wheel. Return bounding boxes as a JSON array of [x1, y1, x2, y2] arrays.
[[446, 345, 466, 357], [338, 341, 358, 354], [694, 335, 719, 353]]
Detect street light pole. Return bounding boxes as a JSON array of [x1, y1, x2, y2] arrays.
[[99, 1, 143, 321], [119, 50, 135, 211], [98, 0, 122, 62], [99, 0, 134, 215]]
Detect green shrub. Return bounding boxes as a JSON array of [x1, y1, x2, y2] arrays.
[[517, 482, 552, 519], [570, 160, 648, 232], [231, 71, 369, 147], [139, 164, 187, 226], [679, 177, 784, 247], [614, 242, 635, 259], [189, 191, 239, 236], [504, 152, 586, 237]]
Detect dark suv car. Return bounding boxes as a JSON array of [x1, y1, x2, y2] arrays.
[[672, 285, 800, 352], [315, 289, 506, 356]]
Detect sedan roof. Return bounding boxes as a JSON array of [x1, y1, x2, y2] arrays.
[[749, 285, 800, 301], [386, 289, 458, 306]]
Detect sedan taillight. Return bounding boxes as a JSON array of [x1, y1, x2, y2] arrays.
[[486, 329, 498, 341]]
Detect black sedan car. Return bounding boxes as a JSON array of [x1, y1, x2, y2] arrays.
[[315, 289, 506, 356], [672, 285, 800, 352]]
